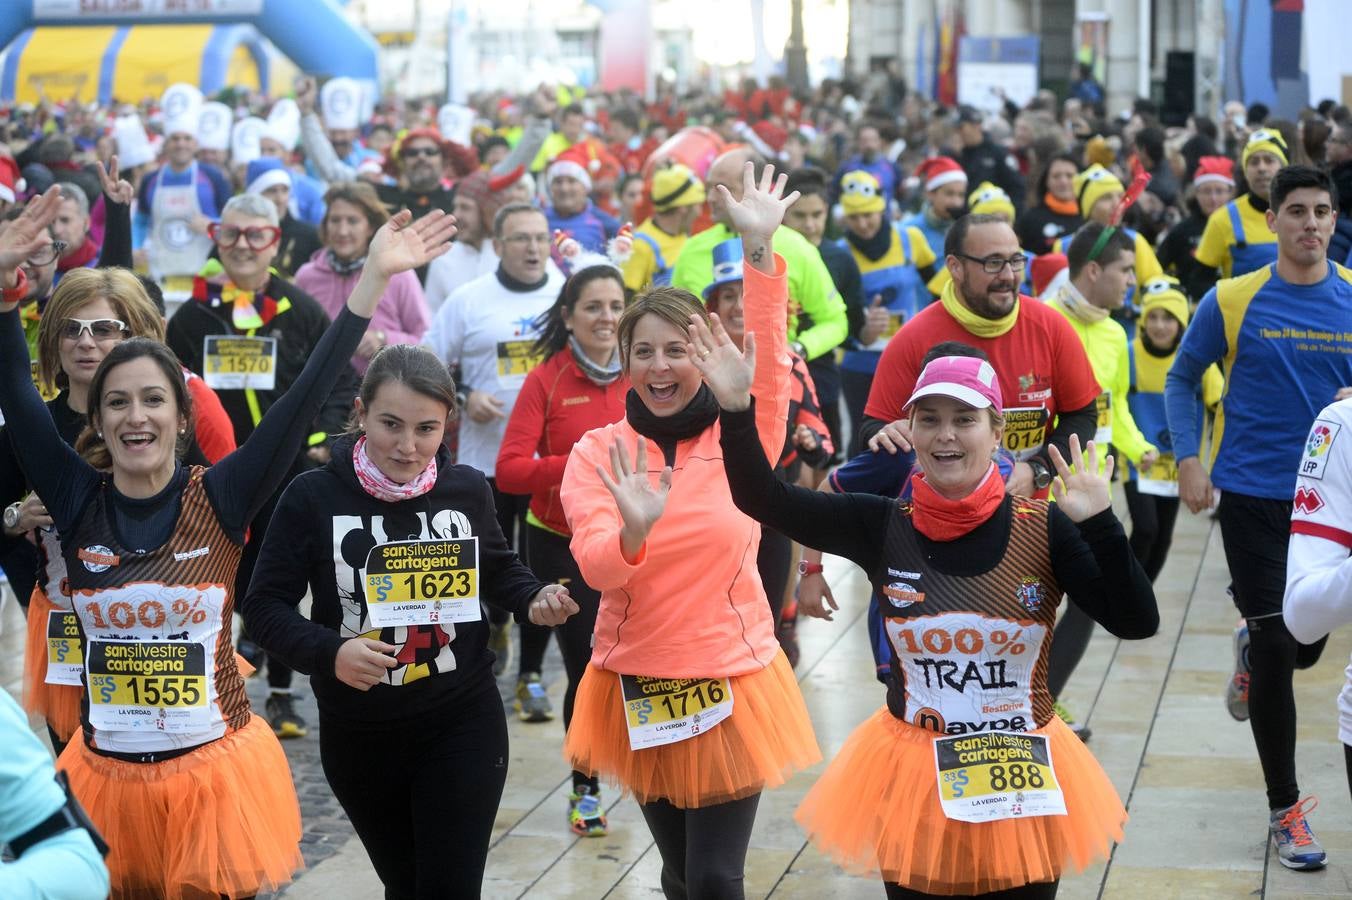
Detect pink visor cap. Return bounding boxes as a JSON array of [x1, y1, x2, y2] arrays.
[[904, 356, 1003, 412]]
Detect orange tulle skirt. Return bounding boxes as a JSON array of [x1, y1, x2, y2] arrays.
[[58, 713, 303, 899], [565, 652, 820, 808], [23, 589, 82, 742], [795, 709, 1125, 895]]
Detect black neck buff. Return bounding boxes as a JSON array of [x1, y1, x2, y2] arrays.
[[1141, 330, 1183, 358], [625, 384, 720, 467], [845, 223, 893, 262], [496, 266, 549, 293]]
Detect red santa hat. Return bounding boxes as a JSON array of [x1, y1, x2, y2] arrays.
[[914, 156, 968, 192], [0, 156, 19, 204], [1193, 156, 1235, 187], [1030, 253, 1069, 298]]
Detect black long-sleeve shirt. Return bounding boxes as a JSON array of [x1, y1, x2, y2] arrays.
[[0, 303, 368, 549], [242, 433, 546, 726], [719, 401, 1158, 640]]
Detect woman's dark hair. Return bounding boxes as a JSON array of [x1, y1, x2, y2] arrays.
[[921, 341, 989, 367], [77, 338, 194, 469], [532, 264, 627, 358], [783, 166, 830, 201], [350, 343, 458, 433], [1033, 151, 1080, 198]]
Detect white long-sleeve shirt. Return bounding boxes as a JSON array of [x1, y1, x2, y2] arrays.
[[1284, 397, 1352, 743]]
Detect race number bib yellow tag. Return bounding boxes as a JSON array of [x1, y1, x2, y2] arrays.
[[1001, 407, 1050, 461], [45, 609, 83, 686], [1094, 392, 1112, 446], [86, 640, 210, 733], [496, 339, 545, 380], [1138, 453, 1179, 497], [203, 335, 277, 390], [619, 674, 734, 750], [161, 275, 195, 296], [363, 539, 480, 627], [934, 731, 1066, 823]]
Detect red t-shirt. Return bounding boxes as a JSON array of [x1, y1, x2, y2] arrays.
[[864, 296, 1100, 462], [183, 369, 237, 463]]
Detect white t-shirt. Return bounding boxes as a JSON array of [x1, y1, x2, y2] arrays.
[[1284, 397, 1352, 744], [423, 240, 500, 313], [422, 268, 565, 476]]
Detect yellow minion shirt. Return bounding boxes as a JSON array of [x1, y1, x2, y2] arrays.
[[1195, 194, 1276, 278], [623, 220, 689, 292]]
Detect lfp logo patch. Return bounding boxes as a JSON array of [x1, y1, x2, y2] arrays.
[[1309, 424, 1335, 457], [1300, 420, 1341, 480]]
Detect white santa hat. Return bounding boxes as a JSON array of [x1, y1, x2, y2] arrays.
[[546, 159, 592, 193], [265, 98, 301, 152], [161, 83, 203, 138], [196, 101, 232, 152], [914, 156, 968, 192], [320, 77, 361, 131], [231, 117, 266, 165], [114, 113, 155, 168]]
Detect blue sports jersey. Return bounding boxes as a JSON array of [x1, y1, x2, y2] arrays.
[[1166, 261, 1352, 499]]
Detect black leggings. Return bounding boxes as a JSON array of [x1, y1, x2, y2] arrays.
[[1217, 490, 1327, 810], [1046, 603, 1094, 702], [1123, 481, 1180, 583], [885, 880, 1058, 899], [486, 479, 552, 677], [319, 677, 509, 900], [756, 525, 792, 628], [639, 792, 761, 900], [1345, 743, 1352, 805], [525, 523, 602, 793], [841, 368, 875, 460]]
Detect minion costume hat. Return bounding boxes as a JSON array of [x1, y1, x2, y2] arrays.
[[968, 181, 1015, 222], [704, 238, 744, 302], [1139, 274, 1190, 325], [1074, 163, 1125, 218], [651, 163, 706, 212], [1242, 128, 1289, 169], [840, 170, 885, 215]]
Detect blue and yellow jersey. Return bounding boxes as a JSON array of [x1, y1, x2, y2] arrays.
[[839, 224, 936, 374], [1195, 194, 1277, 278], [1128, 339, 1222, 489], [1165, 261, 1352, 499]]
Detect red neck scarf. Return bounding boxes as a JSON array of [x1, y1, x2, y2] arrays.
[[909, 462, 1006, 541], [57, 237, 98, 272]]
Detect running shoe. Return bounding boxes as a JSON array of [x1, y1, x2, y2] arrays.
[[237, 636, 265, 675], [1270, 797, 1327, 870], [265, 692, 308, 739], [1053, 700, 1092, 742], [489, 620, 512, 677], [515, 673, 553, 722], [568, 788, 608, 837], [1226, 620, 1251, 722]]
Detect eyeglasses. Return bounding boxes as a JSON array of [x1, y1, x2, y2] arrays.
[[61, 318, 128, 342], [955, 253, 1027, 274], [401, 146, 442, 159], [208, 223, 281, 250], [502, 233, 551, 247], [25, 240, 67, 267]]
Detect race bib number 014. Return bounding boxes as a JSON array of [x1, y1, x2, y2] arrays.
[[45, 609, 83, 686], [364, 538, 481, 627], [203, 335, 277, 390], [1001, 407, 1050, 460], [86, 639, 210, 733], [620, 674, 734, 750], [934, 731, 1066, 823]]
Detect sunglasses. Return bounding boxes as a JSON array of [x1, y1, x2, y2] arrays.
[[402, 146, 442, 159], [208, 223, 281, 250], [61, 318, 128, 342]]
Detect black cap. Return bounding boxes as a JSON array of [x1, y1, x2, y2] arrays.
[[956, 105, 983, 125]]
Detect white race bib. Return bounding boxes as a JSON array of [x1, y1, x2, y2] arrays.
[[363, 538, 481, 627], [86, 639, 211, 733], [203, 335, 277, 390], [620, 674, 733, 750], [935, 731, 1066, 822]]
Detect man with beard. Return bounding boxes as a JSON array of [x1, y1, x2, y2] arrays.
[[860, 214, 1099, 499], [831, 122, 899, 213]]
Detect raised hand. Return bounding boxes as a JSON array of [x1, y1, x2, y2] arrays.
[[1048, 434, 1112, 522], [718, 161, 800, 248], [688, 311, 754, 411], [294, 76, 317, 115], [596, 437, 671, 557], [97, 155, 134, 206], [366, 209, 457, 280], [0, 186, 61, 290]]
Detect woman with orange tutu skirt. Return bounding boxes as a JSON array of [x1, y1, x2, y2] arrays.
[[559, 162, 820, 898], [0, 187, 455, 898], [696, 333, 1159, 898]]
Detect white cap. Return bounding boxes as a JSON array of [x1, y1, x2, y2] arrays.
[[320, 77, 361, 131], [161, 83, 203, 138], [196, 101, 232, 151], [114, 113, 155, 168], [265, 98, 301, 151], [437, 103, 475, 146], [231, 117, 266, 165]]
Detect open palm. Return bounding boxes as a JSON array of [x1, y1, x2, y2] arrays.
[[597, 437, 671, 538], [0, 186, 61, 274], [720, 161, 800, 239], [1048, 435, 1112, 522], [689, 312, 754, 411], [367, 209, 458, 280]]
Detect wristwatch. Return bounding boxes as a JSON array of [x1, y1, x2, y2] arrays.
[[798, 560, 824, 577], [4, 501, 22, 531], [790, 340, 807, 359], [1028, 458, 1053, 491]]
